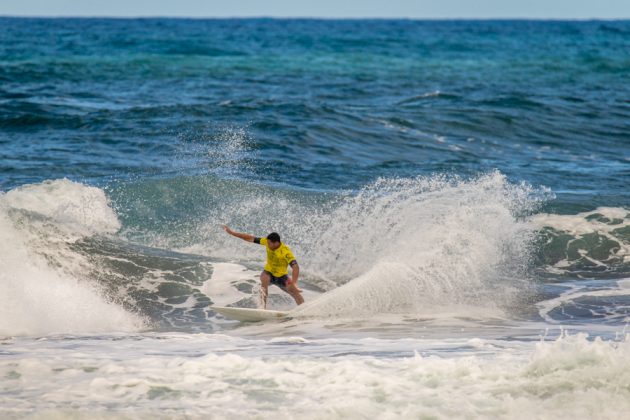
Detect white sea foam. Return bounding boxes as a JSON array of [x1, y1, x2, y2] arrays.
[[0, 179, 144, 337], [1, 332, 628, 419], [201, 263, 255, 306], [532, 207, 630, 235]]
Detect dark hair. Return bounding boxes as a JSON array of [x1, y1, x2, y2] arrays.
[[267, 232, 281, 243]]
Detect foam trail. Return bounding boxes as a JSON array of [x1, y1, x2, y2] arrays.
[[0, 179, 144, 337]]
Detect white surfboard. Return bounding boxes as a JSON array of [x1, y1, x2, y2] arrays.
[[211, 306, 290, 322]]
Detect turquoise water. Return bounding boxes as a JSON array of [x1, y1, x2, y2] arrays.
[[1, 18, 630, 418]]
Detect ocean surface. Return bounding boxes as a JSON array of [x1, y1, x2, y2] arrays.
[[1, 18, 630, 418]]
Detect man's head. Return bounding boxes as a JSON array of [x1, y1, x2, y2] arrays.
[[267, 232, 281, 250]]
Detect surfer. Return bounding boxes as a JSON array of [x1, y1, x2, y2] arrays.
[[222, 226, 304, 309]]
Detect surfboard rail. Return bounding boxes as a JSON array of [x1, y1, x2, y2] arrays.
[[211, 306, 289, 322]]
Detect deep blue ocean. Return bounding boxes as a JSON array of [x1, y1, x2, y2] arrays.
[[1, 18, 630, 418]]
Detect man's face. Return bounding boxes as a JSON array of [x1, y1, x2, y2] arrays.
[[268, 240, 281, 250]]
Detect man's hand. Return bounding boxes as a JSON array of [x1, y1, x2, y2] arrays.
[[222, 226, 255, 242]]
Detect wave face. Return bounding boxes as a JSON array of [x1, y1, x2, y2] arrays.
[[0, 172, 549, 335]]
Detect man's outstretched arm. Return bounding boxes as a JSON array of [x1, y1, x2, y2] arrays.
[[222, 225, 255, 242]]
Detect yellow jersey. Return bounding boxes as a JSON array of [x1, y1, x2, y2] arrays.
[[255, 237, 297, 277]]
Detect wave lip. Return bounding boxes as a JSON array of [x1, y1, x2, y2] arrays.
[[2, 178, 121, 237]]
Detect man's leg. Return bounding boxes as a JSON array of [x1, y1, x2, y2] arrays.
[[260, 271, 271, 309], [284, 283, 304, 305]]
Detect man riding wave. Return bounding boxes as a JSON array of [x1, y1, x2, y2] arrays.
[[222, 226, 304, 309]]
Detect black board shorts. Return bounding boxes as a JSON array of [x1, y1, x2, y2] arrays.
[[263, 270, 289, 289]]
